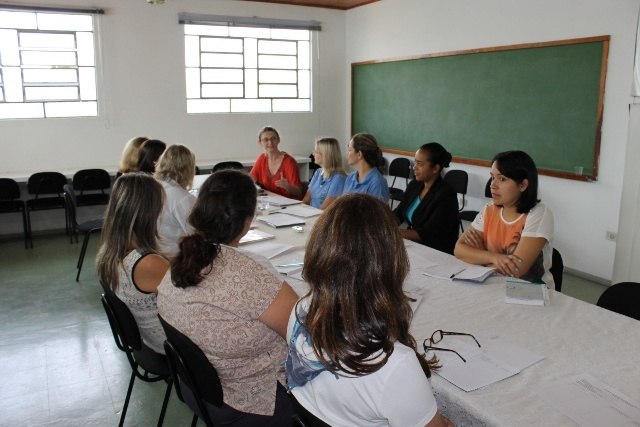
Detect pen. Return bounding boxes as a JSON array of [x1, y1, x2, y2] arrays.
[[277, 262, 304, 268], [449, 268, 465, 279]]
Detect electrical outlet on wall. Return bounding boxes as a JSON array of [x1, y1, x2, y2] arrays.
[[606, 231, 617, 241]]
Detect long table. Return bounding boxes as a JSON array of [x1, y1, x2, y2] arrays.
[[247, 210, 640, 426]]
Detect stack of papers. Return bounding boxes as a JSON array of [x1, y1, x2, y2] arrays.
[[505, 278, 549, 306], [429, 335, 544, 392], [258, 213, 306, 228], [422, 263, 495, 283]]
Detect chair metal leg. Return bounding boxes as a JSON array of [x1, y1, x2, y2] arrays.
[[156, 380, 173, 427], [119, 370, 137, 427], [20, 210, 29, 249], [25, 208, 33, 248], [190, 414, 199, 427], [76, 231, 91, 281]]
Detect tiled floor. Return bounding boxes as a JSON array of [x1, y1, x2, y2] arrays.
[[0, 232, 610, 426]]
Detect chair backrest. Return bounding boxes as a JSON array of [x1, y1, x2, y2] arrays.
[[72, 169, 111, 194], [158, 315, 224, 409], [596, 282, 640, 320], [550, 248, 563, 292], [388, 157, 411, 179], [292, 394, 331, 427], [27, 172, 67, 197], [0, 178, 20, 201], [484, 177, 492, 198], [63, 184, 78, 227], [212, 161, 244, 173], [444, 169, 468, 211], [101, 290, 143, 354]]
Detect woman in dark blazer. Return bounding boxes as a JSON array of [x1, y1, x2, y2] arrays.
[[394, 142, 459, 254]]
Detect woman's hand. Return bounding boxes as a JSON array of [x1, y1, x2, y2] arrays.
[[463, 228, 485, 249], [490, 252, 523, 277]]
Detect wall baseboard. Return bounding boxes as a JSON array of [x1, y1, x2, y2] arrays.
[[564, 267, 611, 286]]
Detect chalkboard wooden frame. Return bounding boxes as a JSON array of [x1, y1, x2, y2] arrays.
[[351, 36, 609, 181]]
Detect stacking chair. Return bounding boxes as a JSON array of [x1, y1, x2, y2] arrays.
[[212, 161, 244, 173], [72, 169, 111, 206], [443, 169, 468, 232], [25, 171, 68, 247], [596, 282, 640, 320], [458, 177, 492, 232], [63, 184, 104, 281], [308, 153, 321, 179], [550, 248, 564, 292], [100, 289, 173, 427], [292, 394, 331, 427], [158, 315, 224, 427], [0, 178, 29, 248], [388, 157, 411, 209]]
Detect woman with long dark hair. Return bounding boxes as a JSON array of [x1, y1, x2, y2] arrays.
[[157, 169, 298, 425], [286, 194, 451, 427]]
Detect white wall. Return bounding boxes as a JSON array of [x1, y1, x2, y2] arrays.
[[346, 0, 640, 281], [0, 0, 347, 178]]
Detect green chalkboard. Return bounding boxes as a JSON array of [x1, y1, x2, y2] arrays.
[[351, 36, 609, 180]]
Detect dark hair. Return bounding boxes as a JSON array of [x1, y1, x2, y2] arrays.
[[137, 139, 167, 174], [419, 142, 452, 172], [302, 193, 437, 377], [96, 173, 164, 291], [351, 133, 385, 171], [492, 150, 539, 213], [171, 169, 257, 288], [258, 126, 281, 142]]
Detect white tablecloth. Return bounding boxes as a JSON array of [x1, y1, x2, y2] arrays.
[[247, 214, 640, 426]]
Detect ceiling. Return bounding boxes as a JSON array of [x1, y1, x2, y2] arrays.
[[237, 0, 379, 10]]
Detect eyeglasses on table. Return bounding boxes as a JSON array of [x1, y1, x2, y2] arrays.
[[423, 330, 481, 363]]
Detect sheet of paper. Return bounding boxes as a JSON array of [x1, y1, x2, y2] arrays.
[[429, 336, 543, 392], [241, 241, 293, 259], [282, 204, 323, 218], [273, 249, 306, 275], [536, 374, 640, 427]]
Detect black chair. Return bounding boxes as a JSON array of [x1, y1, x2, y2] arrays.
[[63, 184, 103, 281], [388, 158, 411, 209], [292, 394, 331, 427], [308, 153, 321, 179], [550, 248, 563, 292], [0, 178, 29, 248], [158, 315, 224, 427], [212, 161, 244, 173], [25, 171, 68, 248], [443, 169, 468, 233], [100, 289, 173, 427], [596, 282, 640, 320], [72, 168, 111, 206], [458, 177, 492, 232]]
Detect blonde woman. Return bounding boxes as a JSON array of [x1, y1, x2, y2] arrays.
[[154, 144, 197, 258], [302, 137, 346, 209], [118, 136, 148, 174]]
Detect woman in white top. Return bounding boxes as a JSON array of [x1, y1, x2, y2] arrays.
[[286, 193, 452, 427], [454, 150, 554, 286], [154, 144, 197, 258], [96, 173, 169, 354]]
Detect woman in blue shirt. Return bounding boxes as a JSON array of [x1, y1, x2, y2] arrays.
[[343, 133, 389, 202], [394, 142, 459, 254], [302, 137, 346, 209]]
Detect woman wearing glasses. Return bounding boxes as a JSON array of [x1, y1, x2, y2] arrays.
[[286, 194, 452, 427], [302, 137, 346, 209], [250, 126, 302, 198], [454, 150, 554, 286], [157, 169, 298, 425]]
